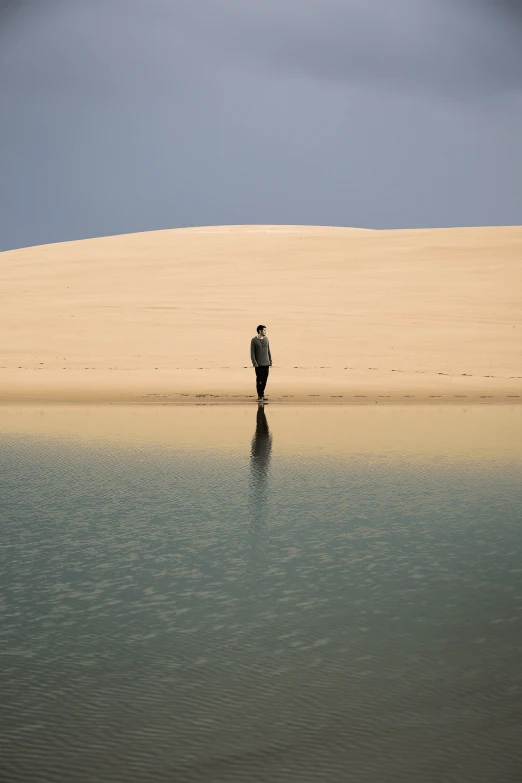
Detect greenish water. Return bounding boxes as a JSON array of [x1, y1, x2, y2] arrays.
[[1, 406, 522, 782]]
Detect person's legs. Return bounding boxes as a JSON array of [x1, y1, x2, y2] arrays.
[[255, 367, 264, 399], [254, 366, 270, 399], [260, 365, 269, 397]]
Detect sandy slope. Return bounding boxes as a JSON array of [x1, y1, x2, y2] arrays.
[[1, 224, 521, 404]]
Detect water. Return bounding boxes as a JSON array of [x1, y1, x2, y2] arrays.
[[1, 405, 522, 782]]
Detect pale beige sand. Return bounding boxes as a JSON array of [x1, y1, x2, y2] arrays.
[[1, 224, 521, 404]]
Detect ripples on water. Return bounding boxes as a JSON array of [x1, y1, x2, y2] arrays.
[[1, 406, 522, 782]]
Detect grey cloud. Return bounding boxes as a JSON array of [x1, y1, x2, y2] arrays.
[[0, 0, 42, 31], [0, 0, 521, 250], [169, 0, 522, 97], [0, 2, 199, 100], [480, 0, 522, 19], [4, 1, 521, 102], [0, 0, 24, 21]]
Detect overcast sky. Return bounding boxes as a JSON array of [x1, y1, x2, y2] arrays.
[[1, 0, 521, 250]]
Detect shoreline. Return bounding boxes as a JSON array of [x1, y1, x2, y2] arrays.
[[0, 368, 519, 405], [1, 395, 520, 405]]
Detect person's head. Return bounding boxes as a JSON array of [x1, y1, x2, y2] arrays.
[[257, 325, 267, 336]]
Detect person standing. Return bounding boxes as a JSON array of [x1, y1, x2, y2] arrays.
[[250, 325, 272, 402]]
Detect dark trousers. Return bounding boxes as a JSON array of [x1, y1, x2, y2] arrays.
[[255, 365, 270, 397]]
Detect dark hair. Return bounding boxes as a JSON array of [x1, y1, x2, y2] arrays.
[[256, 324, 266, 334]]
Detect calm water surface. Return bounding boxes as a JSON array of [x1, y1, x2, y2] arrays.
[[1, 405, 522, 782]]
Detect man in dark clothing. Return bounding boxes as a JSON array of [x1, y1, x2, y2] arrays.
[[250, 325, 272, 402]]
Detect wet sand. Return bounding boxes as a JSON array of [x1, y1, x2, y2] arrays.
[[1, 224, 521, 404]]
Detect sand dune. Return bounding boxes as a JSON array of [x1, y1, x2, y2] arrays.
[[1, 224, 521, 404]]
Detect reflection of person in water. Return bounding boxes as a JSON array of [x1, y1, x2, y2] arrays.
[[249, 403, 273, 549], [250, 403, 272, 485]]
